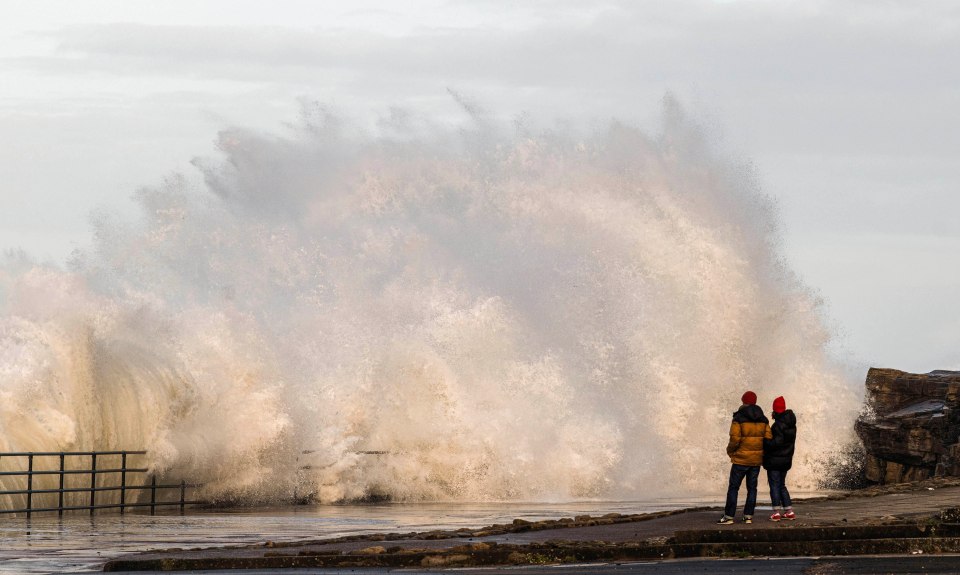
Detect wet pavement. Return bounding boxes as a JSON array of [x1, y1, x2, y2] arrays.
[[103, 480, 960, 571]]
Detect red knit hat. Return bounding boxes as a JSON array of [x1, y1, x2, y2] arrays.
[[773, 396, 786, 413], [741, 391, 757, 405]]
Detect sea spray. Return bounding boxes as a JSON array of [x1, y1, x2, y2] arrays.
[[0, 99, 860, 504]]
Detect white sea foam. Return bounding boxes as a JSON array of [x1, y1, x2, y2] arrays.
[[0, 99, 861, 504]]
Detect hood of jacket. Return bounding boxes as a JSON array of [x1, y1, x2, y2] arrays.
[[773, 409, 796, 428], [733, 403, 769, 424]]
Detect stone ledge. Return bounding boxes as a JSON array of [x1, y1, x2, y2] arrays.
[[102, 532, 960, 571]]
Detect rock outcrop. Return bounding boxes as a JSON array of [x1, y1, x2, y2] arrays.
[[856, 368, 960, 484]]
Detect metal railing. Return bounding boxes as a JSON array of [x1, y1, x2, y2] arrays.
[[0, 451, 203, 517]]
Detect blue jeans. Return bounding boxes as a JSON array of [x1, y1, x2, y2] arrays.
[[767, 469, 792, 508], [725, 464, 760, 518]]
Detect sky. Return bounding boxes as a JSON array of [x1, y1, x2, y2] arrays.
[[1, 0, 957, 374]]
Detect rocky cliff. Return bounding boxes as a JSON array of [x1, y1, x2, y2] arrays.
[[856, 368, 960, 484]]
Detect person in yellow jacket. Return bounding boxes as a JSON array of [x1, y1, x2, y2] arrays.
[[717, 391, 772, 524]]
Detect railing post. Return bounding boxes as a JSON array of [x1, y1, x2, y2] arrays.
[[150, 475, 157, 515], [120, 452, 127, 514], [58, 453, 65, 516], [26, 454, 34, 519], [0, 450, 200, 517], [89, 453, 97, 515]]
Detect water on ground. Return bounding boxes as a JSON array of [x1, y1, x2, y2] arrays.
[[1, 489, 838, 573], [0, 498, 717, 573]]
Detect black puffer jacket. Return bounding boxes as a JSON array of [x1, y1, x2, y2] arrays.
[[762, 409, 797, 471]]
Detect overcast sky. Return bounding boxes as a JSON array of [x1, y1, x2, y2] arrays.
[[1, 0, 957, 373]]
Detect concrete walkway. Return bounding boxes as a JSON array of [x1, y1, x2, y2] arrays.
[[102, 479, 960, 571]]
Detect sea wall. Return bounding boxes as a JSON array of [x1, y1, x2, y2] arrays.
[[856, 368, 960, 484]]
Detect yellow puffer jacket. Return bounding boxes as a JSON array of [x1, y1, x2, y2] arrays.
[[726, 404, 772, 466]]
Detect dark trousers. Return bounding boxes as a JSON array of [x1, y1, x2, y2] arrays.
[[725, 464, 760, 517], [767, 468, 792, 508]]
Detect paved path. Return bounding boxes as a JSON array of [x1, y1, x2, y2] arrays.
[[92, 555, 960, 574], [278, 484, 960, 553], [103, 481, 960, 570]]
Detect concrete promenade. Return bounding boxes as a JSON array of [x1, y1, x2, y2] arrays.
[[103, 478, 960, 571]]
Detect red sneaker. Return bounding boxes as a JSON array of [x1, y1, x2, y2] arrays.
[[769, 512, 782, 522], [783, 511, 796, 520]]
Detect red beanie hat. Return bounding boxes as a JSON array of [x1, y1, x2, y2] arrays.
[[741, 391, 757, 405], [773, 396, 786, 413]]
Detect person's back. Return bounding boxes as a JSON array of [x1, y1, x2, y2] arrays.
[[763, 408, 797, 470], [728, 404, 770, 466], [764, 397, 798, 521], [718, 391, 772, 525]]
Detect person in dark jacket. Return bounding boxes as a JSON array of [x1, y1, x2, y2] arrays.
[[763, 395, 797, 521], [718, 391, 772, 525]]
